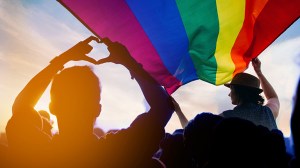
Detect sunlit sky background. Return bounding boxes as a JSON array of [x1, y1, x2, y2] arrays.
[[0, 0, 299, 136]]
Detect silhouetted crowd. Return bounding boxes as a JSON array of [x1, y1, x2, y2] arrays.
[[0, 37, 299, 168]]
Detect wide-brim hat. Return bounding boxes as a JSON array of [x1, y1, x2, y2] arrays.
[[224, 73, 263, 93]]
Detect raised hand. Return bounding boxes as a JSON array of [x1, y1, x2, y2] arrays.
[[171, 96, 188, 128], [252, 58, 262, 75], [97, 38, 136, 67], [252, 57, 279, 118], [59, 36, 100, 64]]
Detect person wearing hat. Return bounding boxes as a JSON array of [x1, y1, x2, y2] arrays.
[[220, 58, 279, 130]]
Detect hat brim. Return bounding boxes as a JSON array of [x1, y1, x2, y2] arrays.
[[224, 83, 263, 93], [224, 83, 230, 88]]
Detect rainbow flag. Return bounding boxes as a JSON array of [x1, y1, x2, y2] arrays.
[[58, 0, 300, 94]]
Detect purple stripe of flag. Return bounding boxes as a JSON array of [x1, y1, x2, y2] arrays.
[[59, 0, 182, 93]]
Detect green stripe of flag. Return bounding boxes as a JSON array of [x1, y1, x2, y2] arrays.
[[176, 0, 219, 84]]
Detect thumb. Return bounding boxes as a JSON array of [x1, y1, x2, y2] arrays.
[[82, 55, 97, 64], [97, 57, 113, 64], [82, 36, 100, 44], [100, 38, 113, 46]]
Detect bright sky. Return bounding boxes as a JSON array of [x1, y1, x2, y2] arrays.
[[0, 0, 299, 136]]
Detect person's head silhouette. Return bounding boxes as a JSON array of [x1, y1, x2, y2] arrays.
[[49, 66, 101, 136]]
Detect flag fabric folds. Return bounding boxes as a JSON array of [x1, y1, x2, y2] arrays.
[[58, 0, 300, 94]]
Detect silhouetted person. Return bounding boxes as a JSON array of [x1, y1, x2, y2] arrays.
[[106, 129, 120, 134], [0, 143, 9, 167], [220, 58, 279, 130], [204, 117, 288, 168], [38, 110, 53, 137], [93, 127, 105, 138], [259, 127, 289, 168], [38, 110, 51, 121], [290, 79, 300, 168], [158, 129, 192, 168], [0, 132, 8, 146], [6, 36, 174, 167], [171, 97, 189, 128], [184, 113, 223, 168]]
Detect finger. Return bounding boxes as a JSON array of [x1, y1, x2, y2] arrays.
[[93, 36, 101, 43], [170, 96, 175, 103], [100, 38, 113, 45], [252, 60, 258, 66], [81, 55, 97, 64], [257, 58, 261, 63], [82, 36, 100, 44], [82, 44, 93, 54], [97, 57, 112, 64]]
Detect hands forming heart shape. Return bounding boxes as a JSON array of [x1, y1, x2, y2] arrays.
[[61, 36, 134, 66]]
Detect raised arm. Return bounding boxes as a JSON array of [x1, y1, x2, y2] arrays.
[[98, 38, 174, 127], [11, 36, 99, 127], [291, 80, 300, 160], [252, 58, 280, 118], [171, 97, 188, 128]]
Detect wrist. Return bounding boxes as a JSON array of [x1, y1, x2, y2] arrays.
[[254, 68, 262, 74], [49, 55, 68, 70], [127, 62, 143, 79], [256, 71, 263, 76], [122, 57, 141, 70]]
